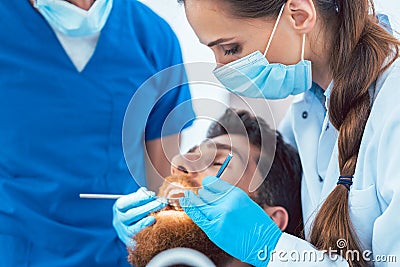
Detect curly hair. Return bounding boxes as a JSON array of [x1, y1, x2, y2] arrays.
[[128, 175, 233, 267], [129, 209, 233, 267]]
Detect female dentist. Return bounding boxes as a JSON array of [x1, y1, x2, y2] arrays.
[[112, 0, 400, 266]]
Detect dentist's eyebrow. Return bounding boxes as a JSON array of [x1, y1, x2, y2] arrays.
[[206, 37, 235, 47]]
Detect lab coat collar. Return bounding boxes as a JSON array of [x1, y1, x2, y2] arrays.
[[323, 80, 334, 110], [293, 82, 327, 106]]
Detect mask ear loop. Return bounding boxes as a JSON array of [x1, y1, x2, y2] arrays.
[[301, 34, 306, 61], [264, 3, 286, 57]]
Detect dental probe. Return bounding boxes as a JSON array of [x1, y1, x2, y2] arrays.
[[79, 194, 180, 205], [79, 194, 123, 199], [215, 153, 233, 178], [80, 153, 233, 200]]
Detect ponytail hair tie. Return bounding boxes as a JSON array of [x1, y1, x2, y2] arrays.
[[337, 175, 353, 190], [334, 0, 339, 13]]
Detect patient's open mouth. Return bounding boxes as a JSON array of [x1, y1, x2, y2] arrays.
[[158, 175, 201, 211], [164, 182, 186, 199], [162, 182, 186, 210]]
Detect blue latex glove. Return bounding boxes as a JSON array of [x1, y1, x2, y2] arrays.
[[180, 176, 282, 267], [112, 187, 167, 246]]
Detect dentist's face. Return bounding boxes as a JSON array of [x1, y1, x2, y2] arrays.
[[183, 0, 302, 66], [171, 134, 261, 194]]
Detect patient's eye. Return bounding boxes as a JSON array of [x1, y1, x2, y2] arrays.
[[213, 162, 223, 166]]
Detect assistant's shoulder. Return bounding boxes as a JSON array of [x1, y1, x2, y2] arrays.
[[123, 0, 177, 40]]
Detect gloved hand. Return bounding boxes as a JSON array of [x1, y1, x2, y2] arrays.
[[113, 187, 167, 246], [180, 176, 282, 267]]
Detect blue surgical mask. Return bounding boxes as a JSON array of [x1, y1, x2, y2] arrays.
[[34, 0, 113, 37], [213, 4, 312, 100]]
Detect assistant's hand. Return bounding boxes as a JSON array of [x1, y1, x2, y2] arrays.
[[112, 187, 167, 246], [180, 176, 282, 267]]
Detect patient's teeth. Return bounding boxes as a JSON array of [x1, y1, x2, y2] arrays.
[[168, 199, 183, 211]]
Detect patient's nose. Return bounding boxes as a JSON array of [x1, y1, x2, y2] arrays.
[[171, 153, 202, 177]]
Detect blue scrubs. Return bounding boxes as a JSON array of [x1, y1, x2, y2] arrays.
[[0, 0, 194, 266]]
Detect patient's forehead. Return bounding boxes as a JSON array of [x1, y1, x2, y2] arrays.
[[183, 134, 262, 193], [189, 134, 259, 158], [209, 134, 260, 161], [131, 206, 233, 267], [211, 134, 262, 192]]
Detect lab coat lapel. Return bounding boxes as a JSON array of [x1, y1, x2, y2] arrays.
[[291, 91, 325, 220]]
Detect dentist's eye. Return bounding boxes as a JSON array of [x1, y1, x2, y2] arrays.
[[224, 45, 239, 56]]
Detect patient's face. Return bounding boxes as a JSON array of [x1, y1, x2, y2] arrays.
[[128, 135, 264, 266], [171, 134, 261, 194]]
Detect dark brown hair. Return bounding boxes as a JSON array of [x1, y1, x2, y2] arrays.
[[180, 0, 400, 266], [312, 1, 399, 266]]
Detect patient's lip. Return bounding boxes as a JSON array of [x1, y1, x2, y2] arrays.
[[162, 183, 186, 211], [167, 188, 186, 198], [164, 182, 187, 199]]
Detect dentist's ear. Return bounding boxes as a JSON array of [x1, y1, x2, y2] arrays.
[[286, 0, 316, 33], [263, 206, 289, 231]]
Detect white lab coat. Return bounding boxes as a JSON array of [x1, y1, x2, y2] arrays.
[[272, 58, 400, 266]]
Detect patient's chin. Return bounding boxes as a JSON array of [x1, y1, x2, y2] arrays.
[[128, 175, 232, 266], [128, 208, 233, 267]]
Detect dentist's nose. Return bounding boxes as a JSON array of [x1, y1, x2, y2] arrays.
[[215, 56, 230, 67]]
